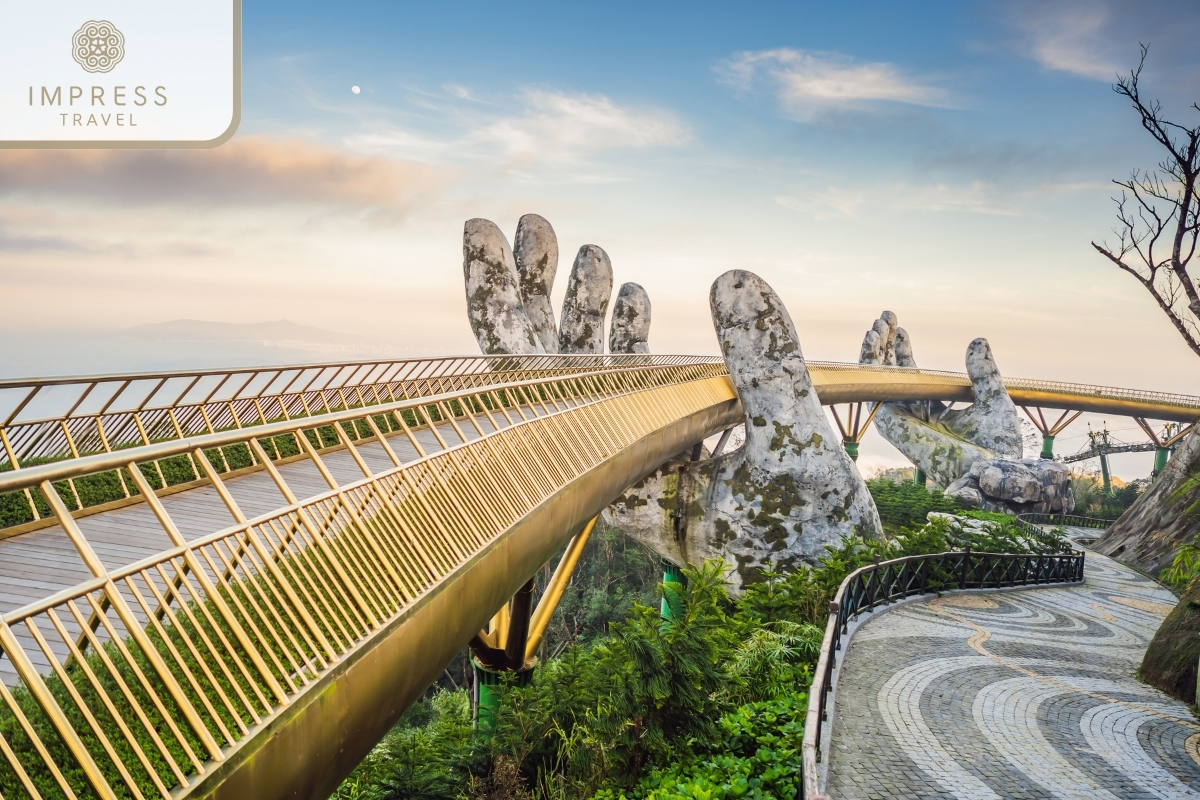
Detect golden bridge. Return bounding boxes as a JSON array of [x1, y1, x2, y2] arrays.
[[0, 354, 1195, 800]]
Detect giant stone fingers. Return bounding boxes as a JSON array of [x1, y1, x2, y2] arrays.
[[607, 271, 882, 593], [609, 283, 651, 354], [857, 312, 1072, 513], [513, 214, 560, 354], [558, 245, 613, 354], [464, 219, 542, 355]]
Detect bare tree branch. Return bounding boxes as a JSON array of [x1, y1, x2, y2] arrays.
[[1097, 43, 1200, 356]]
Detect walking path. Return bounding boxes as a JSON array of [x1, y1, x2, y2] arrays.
[[825, 543, 1198, 799]]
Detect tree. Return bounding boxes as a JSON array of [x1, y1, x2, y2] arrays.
[[1090, 45, 1200, 703], [1092, 44, 1200, 357]]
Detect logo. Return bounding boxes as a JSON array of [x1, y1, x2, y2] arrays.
[[71, 21, 125, 74]]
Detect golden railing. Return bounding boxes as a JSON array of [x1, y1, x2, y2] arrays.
[[0, 355, 720, 533], [807, 361, 1200, 420], [0, 354, 717, 469], [0, 360, 737, 800]]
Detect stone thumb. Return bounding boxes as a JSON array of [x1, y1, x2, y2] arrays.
[[710, 270, 830, 465], [964, 337, 1008, 409]]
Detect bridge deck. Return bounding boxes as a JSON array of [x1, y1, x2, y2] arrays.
[[0, 416, 498, 683], [824, 548, 1196, 799]]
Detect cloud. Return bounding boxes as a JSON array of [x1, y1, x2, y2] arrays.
[[717, 48, 950, 119], [775, 181, 1021, 219], [999, 0, 1200, 83], [344, 88, 690, 169], [0, 135, 447, 208], [470, 89, 690, 161], [1002, 1, 1119, 80]]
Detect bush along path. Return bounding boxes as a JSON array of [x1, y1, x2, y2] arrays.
[[329, 482, 1079, 800]]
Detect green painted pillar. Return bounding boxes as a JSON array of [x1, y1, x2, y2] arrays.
[[661, 560, 685, 619], [843, 441, 859, 461], [1153, 447, 1170, 479], [1041, 434, 1055, 460], [472, 658, 533, 732], [473, 659, 501, 732], [1099, 453, 1112, 494], [914, 468, 927, 487]]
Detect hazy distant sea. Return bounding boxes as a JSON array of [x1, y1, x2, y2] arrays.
[[0, 320, 404, 379]]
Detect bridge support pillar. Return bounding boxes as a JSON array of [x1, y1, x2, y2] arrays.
[[470, 518, 602, 731], [472, 659, 533, 732], [830, 402, 879, 464], [914, 468, 926, 487], [661, 560, 686, 620], [1154, 447, 1170, 479], [1041, 434, 1056, 460], [1099, 452, 1112, 494], [1021, 407, 1081, 461]]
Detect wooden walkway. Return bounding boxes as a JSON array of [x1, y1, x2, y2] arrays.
[[0, 416, 502, 684]]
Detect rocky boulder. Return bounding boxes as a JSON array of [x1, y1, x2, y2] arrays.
[[945, 458, 1074, 515]]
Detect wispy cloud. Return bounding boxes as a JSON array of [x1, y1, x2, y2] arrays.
[[472, 89, 690, 161], [346, 88, 689, 167], [775, 182, 1019, 219], [0, 135, 448, 208], [1002, 1, 1120, 80], [776, 177, 1104, 220], [716, 48, 950, 120]]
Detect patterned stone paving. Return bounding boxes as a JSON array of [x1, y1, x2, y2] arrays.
[[825, 545, 1198, 799]]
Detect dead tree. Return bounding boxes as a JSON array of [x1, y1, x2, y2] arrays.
[[1092, 44, 1200, 357]]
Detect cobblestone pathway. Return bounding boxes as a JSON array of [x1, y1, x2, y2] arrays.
[[825, 547, 1198, 799]]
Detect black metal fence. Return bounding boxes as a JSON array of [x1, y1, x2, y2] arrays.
[[800, 546, 1086, 799], [1016, 513, 1114, 530]]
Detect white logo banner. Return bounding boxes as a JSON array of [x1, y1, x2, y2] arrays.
[[0, 1, 240, 148]]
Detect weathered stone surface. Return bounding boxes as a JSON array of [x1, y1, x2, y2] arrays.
[[607, 271, 882, 594], [463, 218, 542, 355], [1095, 425, 1200, 576], [608, 282, 651, 354], [1140, 573, 1200, 703], [860, 312, 1022, 487], [558, 245, 613, 354], [940, 339, 1023, 457], [944, 457, 1074, 515], [513, 214, 560, 354], [1104, 426, 1200, 703], [873, 409, 997, 490]]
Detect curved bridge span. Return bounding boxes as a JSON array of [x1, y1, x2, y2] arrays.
[[0, 355, 1193, 800]]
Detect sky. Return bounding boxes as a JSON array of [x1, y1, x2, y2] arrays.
[[1, 0, 1198, 479]]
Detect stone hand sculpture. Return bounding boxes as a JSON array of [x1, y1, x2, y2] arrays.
[[464, 222, 881, 591], [859, 313, 1073, 514], [607, 271, 882, 592], [464, 215, 649, 355], [859, 312, 1023, 488]]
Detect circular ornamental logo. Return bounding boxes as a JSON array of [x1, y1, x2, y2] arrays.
[[72, 21, 125, 73]]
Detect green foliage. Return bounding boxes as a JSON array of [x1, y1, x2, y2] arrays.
[[1164, 537, 1200, 592], [625, 691, 808, 800], [866, 478, 962, 532], [335, 509, 1069, 800], [1070, 472, 1145, 520], [332, 692, 484, 800], [956, 512, 1075, 555], [539, 524, 662, 656]]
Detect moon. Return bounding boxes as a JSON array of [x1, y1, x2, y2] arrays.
[[351, 85, 360, 94]]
